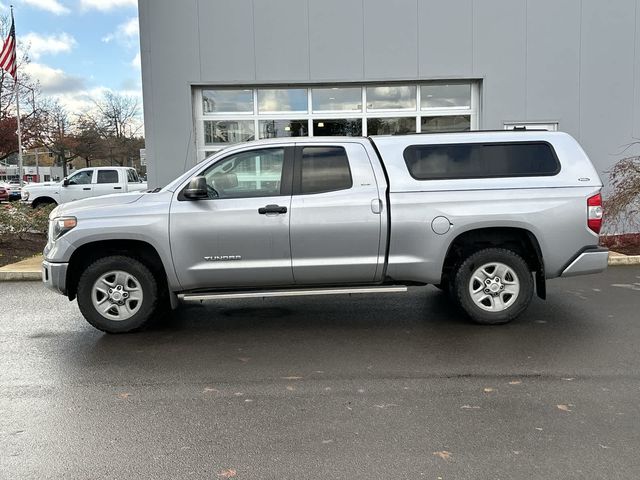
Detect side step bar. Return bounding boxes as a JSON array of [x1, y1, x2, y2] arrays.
[[178, 286, 408, 302]]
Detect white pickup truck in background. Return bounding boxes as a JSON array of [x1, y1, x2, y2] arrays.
[[21, 167, 147, 207]]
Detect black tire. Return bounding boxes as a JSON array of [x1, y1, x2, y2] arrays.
[[453, 248, 533, 325], [76, 255, 159, 333]]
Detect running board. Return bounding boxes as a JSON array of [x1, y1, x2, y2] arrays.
[[178, 286, 408, 302]]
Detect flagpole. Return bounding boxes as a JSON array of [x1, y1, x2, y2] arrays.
[[11, 5, 22, 187], [15, 75, 23, 187]]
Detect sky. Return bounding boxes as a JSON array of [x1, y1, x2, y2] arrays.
[[1, 0, 141, 115]]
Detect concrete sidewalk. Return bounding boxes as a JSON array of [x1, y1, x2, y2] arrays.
[[1, 251, 639, 282], [0, 255, 42, 281]]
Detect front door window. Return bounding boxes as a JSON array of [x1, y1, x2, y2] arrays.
[[201, 148, 285, 199], [67, 170, 93, 185]]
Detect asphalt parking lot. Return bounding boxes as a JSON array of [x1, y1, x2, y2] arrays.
[[1, 267, 640, 479]]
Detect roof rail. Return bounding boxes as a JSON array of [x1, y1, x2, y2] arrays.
[[390, 127, 550, 136]]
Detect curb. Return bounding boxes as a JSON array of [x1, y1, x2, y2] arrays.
[[0, 271, 41, 281], [608, 254, 640, 266]]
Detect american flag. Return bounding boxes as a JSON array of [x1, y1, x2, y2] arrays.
[[0, 12, 16, 79]]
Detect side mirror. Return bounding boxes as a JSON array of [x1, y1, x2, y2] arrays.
[[183, 176, 209, 200], [62, 178, 69, 187]]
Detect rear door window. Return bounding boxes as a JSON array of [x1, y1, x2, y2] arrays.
[[97, 170, 119, 184], [298, 146, 352, 194], [403, 142, 560, 180]]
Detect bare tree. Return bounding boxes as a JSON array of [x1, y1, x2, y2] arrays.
[[94, 91, 141, 139], [38, 100, 78, 177], [603, 142, 640, 232], [77, 91, 143, 167]]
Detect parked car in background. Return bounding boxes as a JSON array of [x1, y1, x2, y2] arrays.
[[0, 182, 21, 201], [21, 167, 147, 208], [0, 185, 8, 202], [41, 131, 608, 333]]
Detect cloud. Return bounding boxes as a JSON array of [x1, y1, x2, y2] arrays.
[[22, 32, 76, 59], [131, 51, 140, 69], [24, 62, 85, 94], [80, 0, 136, 11], [21, 0, 70, 15], [102, 17, 139, 44]]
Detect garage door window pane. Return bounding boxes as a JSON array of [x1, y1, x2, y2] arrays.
[[312, 87, 362, 112], [420, 84, 471, 109], [366, 86, 416, 110], [258, 89, 308, 113], [203, 89, 253, 113], [259, 120, 308, 139], [421, 115, 471, 132], [205, 120, 255, 144], [313, 119, 362, 136], [301, 146, 352, 194], [367, 117, 416, 135]]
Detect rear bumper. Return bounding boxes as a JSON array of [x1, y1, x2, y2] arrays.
[[42, 260, 68, 295], [561, 247, 609, 277]]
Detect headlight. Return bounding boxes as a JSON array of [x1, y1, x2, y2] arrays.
[[50, 216, 77, 241], [22, 190, 29, 201]]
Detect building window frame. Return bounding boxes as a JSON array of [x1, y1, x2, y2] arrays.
[[194, 81, 480, 161]]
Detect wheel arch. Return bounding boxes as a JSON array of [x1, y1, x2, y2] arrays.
[[66, 239, 170, 302], [32, 196, 57, 207], [441, 226, 546, 299]]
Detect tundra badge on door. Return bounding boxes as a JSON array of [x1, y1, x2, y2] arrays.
[[204, 255, 242, 261]]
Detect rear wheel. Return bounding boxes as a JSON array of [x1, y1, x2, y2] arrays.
[[453, 248, 533, 325], [77, 255, 159, 333]]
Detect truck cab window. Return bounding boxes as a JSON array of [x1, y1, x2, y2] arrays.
[[300, 146, 352, 194], [201, 147, 285, 199], [67, 170, 93, 185], [97, 170, 119, 184]]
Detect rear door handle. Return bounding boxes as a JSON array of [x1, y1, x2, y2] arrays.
[[113, 186, 122, 190], [258, 204, 287, 214]]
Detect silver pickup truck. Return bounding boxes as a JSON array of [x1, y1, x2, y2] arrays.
[[42, 131, 608, 333]]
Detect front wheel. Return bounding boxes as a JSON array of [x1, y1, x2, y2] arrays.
[[453, 248, 533, 325], [77, 255, 159, 333]]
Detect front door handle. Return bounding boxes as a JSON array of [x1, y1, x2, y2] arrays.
[[258, 204, 287, 214], [113, 186, 122, 190], [82, 187, 91, 191]]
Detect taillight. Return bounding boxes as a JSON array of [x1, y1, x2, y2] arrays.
[[587, 193, 603, 234]]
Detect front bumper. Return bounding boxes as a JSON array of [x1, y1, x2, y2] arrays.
[[42, 260, 68, 295], [561, 247, 609, 277]]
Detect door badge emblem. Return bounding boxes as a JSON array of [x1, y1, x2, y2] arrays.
[[204, 255, 242, 261]]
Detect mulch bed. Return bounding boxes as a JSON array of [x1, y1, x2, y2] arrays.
[[600, 234, 640, 256], [0, 233, 47, 268]]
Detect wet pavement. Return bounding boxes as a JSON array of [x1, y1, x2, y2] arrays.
[[1, 267, 640, 479]]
